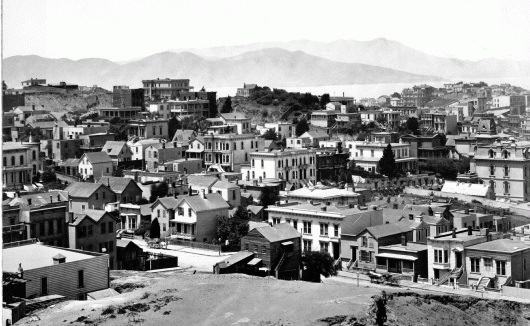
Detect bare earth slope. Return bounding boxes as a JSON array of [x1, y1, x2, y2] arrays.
[[16, 270, 530, 326]]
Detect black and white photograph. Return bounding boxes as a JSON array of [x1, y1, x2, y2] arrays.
[[1, 0, 530, 325]]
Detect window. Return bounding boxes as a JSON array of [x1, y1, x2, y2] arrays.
[[303, 239, 312, 252], [40, 222, 45, 236], [11, 156, 15, 166], [504, 166, 509, 177], [254, 245, 258, 253], [361, 236, 368, 247], [360, 250, 372, 262], [101, 223, 106, 234], [163, 223, 166, 232], [320, 242, 329, 253], [188, 208, 192, 217], [303, 221, 311, 234], [261, 160, 264, 168], [41, 277, 48, 295], [157, 209, 161, 217], [496, 260, 506, 275], [108, 240, 114, 253], [444, 250, 449, 263], [272, 217, 281, 225], [319, 223, 328, 236], [78, 270, 85, 288], [95, 192, 99, 200], [292, 220, 298, 231], [434, 249, 443, 263], [3, 157, 6, 166], [483, 258, 492, 270], [244, 243, 249, 251], [262, 246, 267, 254], [103, 192, 106, 199], [470, 257, 480, 273], [79, 226, 87, 238], [88, 225, 93, 236], [490, 165, 495, 176], [20, 155, 24, 165]]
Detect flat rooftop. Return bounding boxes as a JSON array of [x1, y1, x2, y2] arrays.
[[3, 244, 101, 272]]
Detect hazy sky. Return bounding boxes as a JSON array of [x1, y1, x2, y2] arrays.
[[3, 0, 530, 62]]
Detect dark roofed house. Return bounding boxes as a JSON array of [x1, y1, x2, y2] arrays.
[[150, 192, 230, 240], [65, 182, 116, 213], [101, 141, 132, 163], [116, 239, 144, 270], [240, 223, 301, 279], [97, 176, 142, 203], [347, 221, 415, 271], [78, 152, 114, 180], [68, 209, 118, 269]]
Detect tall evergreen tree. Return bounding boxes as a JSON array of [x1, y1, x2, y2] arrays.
[[378, 144, 398, 179], [150, 218, 161, 239], [295, 118, 310, 137]]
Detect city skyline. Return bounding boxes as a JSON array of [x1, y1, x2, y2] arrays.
[[3, 0, 530, 62]]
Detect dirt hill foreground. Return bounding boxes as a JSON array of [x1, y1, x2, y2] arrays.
[[15, 270, 530, 326]]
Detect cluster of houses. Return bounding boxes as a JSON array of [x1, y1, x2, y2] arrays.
[[2, 78, 530, 323]]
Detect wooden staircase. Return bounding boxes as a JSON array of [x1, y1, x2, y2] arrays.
[[476, 277, 491, 291], [275, 252, 286, 278], [347, 259, 357, 271]]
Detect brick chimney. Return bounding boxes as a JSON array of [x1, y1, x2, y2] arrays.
[[53, 254, 66, 265]]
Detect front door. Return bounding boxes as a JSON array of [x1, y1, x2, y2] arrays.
[[455, 252, 462, 268], [388, 259, 401, 273], [41, 277, 48, 295], [332, 242, 340, 259], [351, 246, 357, 262]]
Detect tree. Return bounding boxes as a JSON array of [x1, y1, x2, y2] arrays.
[[42, 169, 57, 183], [263, 129, 278, 140], [295, 118, 309, 137], [221, 96, 232, 113], [406, 117, 419, 134], [319, 94, 331, 108], [216, 207, 249, 248], [150, 218, 161, 239], [378, 144, 398, 179], [302, 251, 337, 282], [149, 182, 169, 202], [391, 92, 401, 99]]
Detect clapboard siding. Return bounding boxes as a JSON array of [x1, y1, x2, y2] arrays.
[[24, 254, 109, 300]]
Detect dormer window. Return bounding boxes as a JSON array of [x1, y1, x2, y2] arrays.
[[489, 149, 495, 158]]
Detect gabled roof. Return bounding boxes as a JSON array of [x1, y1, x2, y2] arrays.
[[82, 152, 112, 164], [364, 221, 412, 239], [253, 223, 300, 243], [247, 205, 264, 215], [177, 193, 230, 212], [102, 141, 129, 156], [64, 182, 112, 198], [70, 209, 115, 226], [172, 129, 197, 142], [151, 196, 180, 210], [188, 175, 219, 188], [9, 191, 68, 208], [97, 176, 141, 194], [117, 239, 143, 250], [301, 129, 329, 139]]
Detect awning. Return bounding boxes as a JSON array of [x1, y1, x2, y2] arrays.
[[376, 253, 418, 261], [247, 258, 262, 266], [281, 241, 293, 246]]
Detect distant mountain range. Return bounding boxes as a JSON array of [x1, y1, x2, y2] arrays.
[[3, 48, 437, 90], [171, 39, 530, 79], [3, 38, 529, 91]]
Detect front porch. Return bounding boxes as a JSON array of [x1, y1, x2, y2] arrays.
[[375, 253, 418, 277], [169, 221, 197, 241]]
